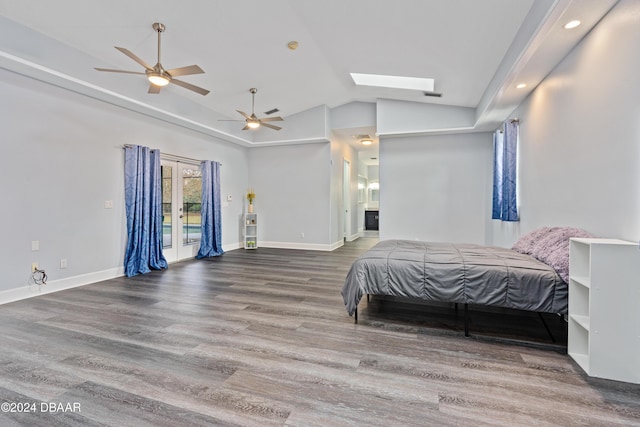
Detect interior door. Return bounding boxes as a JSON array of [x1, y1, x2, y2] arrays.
[[161, 160, 202, 263]]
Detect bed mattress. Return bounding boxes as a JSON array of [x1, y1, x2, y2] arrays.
[[341, 239, 567, 316]]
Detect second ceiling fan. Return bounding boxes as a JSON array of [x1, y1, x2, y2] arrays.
[[221, 88, 284, 131]]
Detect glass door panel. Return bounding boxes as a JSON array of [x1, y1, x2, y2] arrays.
[[181, 166, 202, 246], [161, 161, 177, 262], [161, 165, 173, 250], [161, 160, 201, 262]]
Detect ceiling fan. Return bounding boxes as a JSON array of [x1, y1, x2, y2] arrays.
[[95, 22, 209, 96], [220, 88, 284, 131]]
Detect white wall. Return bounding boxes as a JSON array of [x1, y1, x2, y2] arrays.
[[251, 105, 330, 144], [377, 99, 476, 135], [0, 69, 249, 298], [247, 143, 332, 249], [380, 132, 493, 244], [329, 101, 376, 129], [493, 0, 640, 246]]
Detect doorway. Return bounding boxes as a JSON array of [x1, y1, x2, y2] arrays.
[[161, 160, 202, 263], [343, 159, 351, 241]]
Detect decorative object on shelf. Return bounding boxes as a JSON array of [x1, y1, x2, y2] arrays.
[[246, 188, 256, 213]]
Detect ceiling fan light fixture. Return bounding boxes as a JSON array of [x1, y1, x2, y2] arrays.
[[564, 20, 581, 29], [247, 120, 260, 129], [147, 72, 170, 87], [361, 138, 373, 146]]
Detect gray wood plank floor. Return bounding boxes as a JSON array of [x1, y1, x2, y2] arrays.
[[1, 237, 638, 426]]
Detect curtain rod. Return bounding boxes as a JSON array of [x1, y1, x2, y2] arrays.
[[122, 145, 221, 166]]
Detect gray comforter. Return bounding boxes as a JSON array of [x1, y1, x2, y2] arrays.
[[341, 240, 567, 316]]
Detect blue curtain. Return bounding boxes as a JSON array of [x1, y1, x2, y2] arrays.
[[196, 160, 224, 258], [123, 145, 168, 276], [492, 120, 519, 221]]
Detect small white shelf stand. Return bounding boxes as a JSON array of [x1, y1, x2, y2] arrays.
[[244, 213, 258, 249], [568, 237, 640, 383]]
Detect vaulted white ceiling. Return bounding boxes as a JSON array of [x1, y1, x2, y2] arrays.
[[0, 0, 618, 147]]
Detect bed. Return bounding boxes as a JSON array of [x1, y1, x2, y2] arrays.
[[341, 227, 593, 335]]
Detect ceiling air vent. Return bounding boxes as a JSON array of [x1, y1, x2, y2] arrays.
[[264, 108, 279, 115]]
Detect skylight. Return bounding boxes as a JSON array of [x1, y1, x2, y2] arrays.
[[350, 73, 435, 92]]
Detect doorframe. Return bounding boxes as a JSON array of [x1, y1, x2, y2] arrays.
[[343, 159, 351, 241]]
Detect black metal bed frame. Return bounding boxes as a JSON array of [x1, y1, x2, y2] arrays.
[[353, 294, 557, 342]]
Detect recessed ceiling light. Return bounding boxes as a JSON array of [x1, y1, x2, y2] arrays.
[[350, 73, 435, 92], [564, 20, 581, 29], [516, 83, 527, 89]]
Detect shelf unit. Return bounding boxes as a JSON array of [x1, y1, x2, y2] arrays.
[[243, 213, 258, 249], [568, 238, 640, 383]]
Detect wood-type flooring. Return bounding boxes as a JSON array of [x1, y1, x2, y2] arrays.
[[1, 238, 639, 426]]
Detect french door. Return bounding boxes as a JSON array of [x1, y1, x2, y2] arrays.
[[161, 160, 202, 263]]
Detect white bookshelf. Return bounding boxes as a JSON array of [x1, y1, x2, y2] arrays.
[[244, 213, 258, 249], [568, 238, 640, 383]]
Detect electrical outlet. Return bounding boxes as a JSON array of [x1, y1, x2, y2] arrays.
[[60, 259, 67, 269], [300, 232, 305, 239], [31, 262, 38, 272]]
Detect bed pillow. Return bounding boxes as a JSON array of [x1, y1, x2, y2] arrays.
[[511, 226, 555, 255], [516, 227, 594, 283]]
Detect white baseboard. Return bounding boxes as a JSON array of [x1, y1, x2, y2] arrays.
[[222, 241, 243, 252], [330, 239, 345, 250], [346, 232, 360, 242], [0, 266, 125, 306], [259, 241, 338, 251]]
